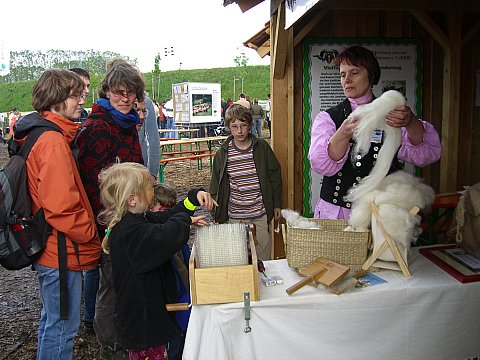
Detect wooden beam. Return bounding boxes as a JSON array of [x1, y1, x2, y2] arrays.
[[384, 11, 403, 37], [410, 9, 449, 50], [460, 1, 480, 12], [293, 8, 330, 47], [287, 27, 295, 210], [333, 10, 357, 37], [440, 8, 462, 192], [462, 21, 480, 47], [256, 42, 271, 58], [321, 0, 454, 12], [357, 11, 380, 37], [273, 1, 288, 80], [457, 45, 474, 186], [270, 7, 290, 259]]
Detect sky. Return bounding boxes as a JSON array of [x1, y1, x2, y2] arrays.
[[0, 0, 271, 73]]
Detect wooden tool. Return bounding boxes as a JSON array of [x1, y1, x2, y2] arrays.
[[298, 257, 350, 287], [286, 267, 327, 295], [166, 303, 190, 311], [362, 203, 418, 277]]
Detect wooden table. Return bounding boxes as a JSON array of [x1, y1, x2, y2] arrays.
[[157, 136, 229, 182]]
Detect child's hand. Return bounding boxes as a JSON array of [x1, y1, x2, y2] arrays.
[[196, 191, 218, 210], [191, 215, 209, 226], [274, 208, 282, 220]]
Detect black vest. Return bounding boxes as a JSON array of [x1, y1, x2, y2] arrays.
[[319, 98, 401, 209]]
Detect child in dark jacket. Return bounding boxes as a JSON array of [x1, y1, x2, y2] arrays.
[[151, 183, 190, 360], [97, 162, 215, 360], [151, 184, 189, 291]]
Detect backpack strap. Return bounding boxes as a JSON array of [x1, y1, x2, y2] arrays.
[[58, 233, 80, 320], [57, 232, 69, 320], [14, 123, 62, 160]]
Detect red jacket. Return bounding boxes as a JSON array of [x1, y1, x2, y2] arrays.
[[26, 111, 101, 270]]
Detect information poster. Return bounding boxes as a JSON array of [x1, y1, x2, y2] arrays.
[[303, 39, 422, 217], [172, 82, 221, 124]]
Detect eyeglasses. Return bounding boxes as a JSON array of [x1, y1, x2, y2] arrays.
[[136, 108, 149, 117], [69, 94, 87, 101], [229, 123, 249, 131], [110, 89, 136, 98]]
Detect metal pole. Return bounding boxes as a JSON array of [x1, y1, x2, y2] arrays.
[[157, 71, 161, 100], [151, 71, 155, 100], [233, 77, 236, 101], [241, 77, 244, 94]]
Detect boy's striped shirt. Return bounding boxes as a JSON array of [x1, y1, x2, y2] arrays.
[[226, 141, 265, 219]]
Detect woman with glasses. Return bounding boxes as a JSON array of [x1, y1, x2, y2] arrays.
[[13, 68, 101, 360], [76, 58, 145, 359]]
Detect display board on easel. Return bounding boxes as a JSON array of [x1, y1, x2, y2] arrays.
[[172, 82, 221, 125], [302, 38, 422, 217]]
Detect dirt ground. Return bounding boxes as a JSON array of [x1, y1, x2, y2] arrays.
[[0, 141, 215, 359]]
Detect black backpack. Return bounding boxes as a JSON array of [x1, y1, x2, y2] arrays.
[[0, 119, 61, 270]]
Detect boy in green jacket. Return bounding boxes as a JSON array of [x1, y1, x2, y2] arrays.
[[209, 104, 282, 260]]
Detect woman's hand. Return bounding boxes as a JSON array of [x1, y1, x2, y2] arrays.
[[328, 116, 360, 161], [196, 191, 218, 210], [386, 105, 424, 145], [191, 215, 209, 226], [385, 105, 416, 128], [338, 115, 360, 138]]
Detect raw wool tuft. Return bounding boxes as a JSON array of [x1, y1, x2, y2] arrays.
[[345, 90, 405, 204], [348, 168, 435, 233], [281, 209, 322, 229], [349, 170, 435, 263]]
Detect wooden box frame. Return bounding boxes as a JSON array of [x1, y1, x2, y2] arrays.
[[189, 230, 259, 305]]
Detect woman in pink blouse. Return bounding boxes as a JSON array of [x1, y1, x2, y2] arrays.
[[308, 45, 441, 220]]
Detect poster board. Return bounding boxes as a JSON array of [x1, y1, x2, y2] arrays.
[[172, 82, 221, 124], [303, 39, 422, 217]]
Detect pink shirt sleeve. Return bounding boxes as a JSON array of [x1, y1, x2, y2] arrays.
[[397, 121, 441, 167], [307, 111, 350, 177]]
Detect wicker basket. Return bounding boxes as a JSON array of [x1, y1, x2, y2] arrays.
[[282, 219, 371, 270]]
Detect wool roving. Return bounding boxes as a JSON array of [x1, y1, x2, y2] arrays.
[[344, 90, 406, 205]]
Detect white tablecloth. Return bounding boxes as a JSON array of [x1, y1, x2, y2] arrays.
[[183, 248, 480, 360]]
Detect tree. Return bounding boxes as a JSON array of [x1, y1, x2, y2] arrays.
[[233, 48, 249, 67], [0, 50, 136, 84]]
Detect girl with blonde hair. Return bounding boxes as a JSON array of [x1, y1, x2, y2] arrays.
[[97, 162, 215, 360]]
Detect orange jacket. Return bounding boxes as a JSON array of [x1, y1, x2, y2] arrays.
[[25, 111, 101, 270]]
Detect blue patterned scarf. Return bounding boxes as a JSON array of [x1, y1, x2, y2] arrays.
[[97, 98, 140, 129]]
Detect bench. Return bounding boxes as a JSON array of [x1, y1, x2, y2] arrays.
[[158, 153, 215, 183], [162, 149, 208, 157]]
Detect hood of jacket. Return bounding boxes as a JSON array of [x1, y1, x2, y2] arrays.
[[14, 111, 81, 146]]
